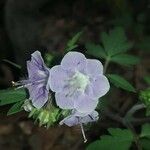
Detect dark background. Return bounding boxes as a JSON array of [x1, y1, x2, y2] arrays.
[[0, 0, 149, 149]]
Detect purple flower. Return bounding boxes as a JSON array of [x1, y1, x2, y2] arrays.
[[60, 110, 99, 127], [20, 51, 51, 108], [49, 51, 110, 113]]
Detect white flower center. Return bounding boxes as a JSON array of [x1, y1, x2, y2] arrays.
[[69, 71, 90, 93]]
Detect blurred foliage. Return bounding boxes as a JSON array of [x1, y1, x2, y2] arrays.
[[86, 27, 140, 67], [139, 89, 150, 116], [87, 128, 133, 150], [0, 0, 149, 149], [107, 74, 136, 92]]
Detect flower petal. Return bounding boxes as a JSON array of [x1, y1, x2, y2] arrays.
[[86, 59, 103, 76], [28, 84, 48, 108], [60, 110, 99, 126], [31, 51, 46, 70], [59, 115, 79, 127], [91, 75, 110, 98], [27, 51, 49, 81], [80, 110, 99, 124], [27, 61, 48, 81], [55, 92, 74, 109], [49, 65, 70, 93], [74, 94, 98, 113], [61, 51, 86, 72]]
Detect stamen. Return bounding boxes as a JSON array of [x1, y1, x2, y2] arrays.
[[80, 123, 87, 143]]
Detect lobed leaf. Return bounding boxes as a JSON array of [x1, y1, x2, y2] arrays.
[[87, 128, 133, 150], [86, 42, 107, 59], [101, 27, 133, 56]]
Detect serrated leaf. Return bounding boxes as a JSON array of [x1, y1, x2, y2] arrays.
[[86, 43, 107, 59], [87, 128, 133, 150], [0, 89, 26, 106], [107, 74, 136, 92], [111, 54, 140, 66], [66, 31, 83, 49], [7, 101, 24, 115], [140, 124, 150, 138], [101, 27, 133, 56]]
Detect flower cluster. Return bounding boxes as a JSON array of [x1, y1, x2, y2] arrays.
[[19, 51, 110, 142]]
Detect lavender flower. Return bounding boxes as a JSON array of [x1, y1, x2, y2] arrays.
[[60, 110, 99, 127], [60, 110, 99, 143], [49, 51, 110, 113], [15, 51, 51, 108]]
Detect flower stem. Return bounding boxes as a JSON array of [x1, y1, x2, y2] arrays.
[[80, 123, 87, 143], [125, 103, 146, 119], [104, 57, 110, 74]]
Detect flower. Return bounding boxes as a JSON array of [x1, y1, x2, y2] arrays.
[[60, 110, 99, 127], [15, 51, 51, 108], [49, 51, 110, 113], [60, 110, 99, 143]]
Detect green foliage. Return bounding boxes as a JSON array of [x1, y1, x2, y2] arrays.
[[140, 124, 150, 150], [86, 27, 140, 68], [101, 27, 132, 56], [86, 43, 107, 59], [140, 139, 150, 150], [65, 31, 83, 51], [44, 53, 54, 66], [7, 101, 24, 115], [97, 97, 108, 112], [111, 54, 140, 66], [139, 89, 150, 116], [107, 74, 136, 92], [140, 123, 150, 138], [0, 88, 26, 106], [143, 76, 150, 85], [87, 128, 133, 150], [28, 106, 70, 128]]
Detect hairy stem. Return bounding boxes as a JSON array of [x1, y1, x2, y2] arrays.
[[104, 57, 110, 74]]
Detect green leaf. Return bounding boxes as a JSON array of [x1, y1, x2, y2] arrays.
[[86, 43, 107, 59], [140, 139, 150, 150], [87, 128, 133, 150], [66, 31, 83, 50], [0, 88, 26, 106], [140, 124, 150, 138], [101, 27, 133, 56], [107, 74, 136, 92], [7, 101, 24, 115], [65, 45, 78, 52], [143, 76, 150, 85], [111, 54, 140, 66]]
